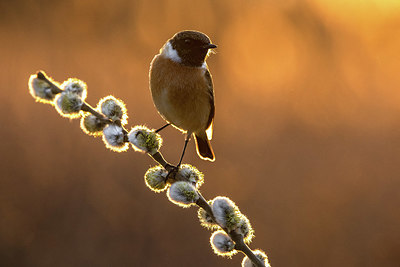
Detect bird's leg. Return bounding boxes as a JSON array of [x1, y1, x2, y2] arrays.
[[155, 123, 171, 133], [177, 133, 191, 167], [165, 133, 191, 180]]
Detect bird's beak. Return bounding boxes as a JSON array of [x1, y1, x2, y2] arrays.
[[204, 44, 217, 49]]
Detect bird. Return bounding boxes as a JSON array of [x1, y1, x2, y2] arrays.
[[149, 30, 217, 166]]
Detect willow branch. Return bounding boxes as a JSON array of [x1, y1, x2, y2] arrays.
[[196, 194, 266, 267], [33, 71, 267, 267]]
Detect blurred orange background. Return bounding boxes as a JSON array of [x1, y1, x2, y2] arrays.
[[1, 0, 400, 266]]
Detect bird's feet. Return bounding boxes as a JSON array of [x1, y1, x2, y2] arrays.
[[165, 163, 181, 182]]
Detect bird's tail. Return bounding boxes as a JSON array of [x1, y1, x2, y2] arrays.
[[194, 133, 215, 162]]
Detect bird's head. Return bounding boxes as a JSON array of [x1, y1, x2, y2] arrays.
[[164, 30, 217, 67]]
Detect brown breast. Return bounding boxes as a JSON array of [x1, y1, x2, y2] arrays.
[[149, 54, 211, 133]]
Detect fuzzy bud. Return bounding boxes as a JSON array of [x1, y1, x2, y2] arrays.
[[128, 125, 162, 155], [212, 197, 241, 232], [55, 91, 83, 119], [80, 114, 107, 136], [61, 78, 87, 100], [198, 205, 219, 230], [98, 95, 127, 124], [210, 231, 237, 257], [175, 164, 204, 188], [167, 181, 199, 208], [241, 250, 270, 267], [236, 216, 255, 244], [102, 124, 129, 152], [28, 72, 57, 104], [144, 165, 168, 193]]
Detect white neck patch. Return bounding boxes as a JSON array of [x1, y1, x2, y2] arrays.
[[162, 41, 181, 63]]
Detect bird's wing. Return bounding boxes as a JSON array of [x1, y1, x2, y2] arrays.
[[204, 69, 215, 140]]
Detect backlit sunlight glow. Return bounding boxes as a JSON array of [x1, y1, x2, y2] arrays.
[[5, 0, 400, 265], [97, 95, 128, 125], [27, 70, 268, 266]]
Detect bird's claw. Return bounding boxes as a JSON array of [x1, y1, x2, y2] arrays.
[[165, 164, 180, 181]]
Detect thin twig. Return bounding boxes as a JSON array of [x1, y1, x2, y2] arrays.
[[196, 193, 265, 267], [232, 232, 265, 267], [32, 71, 266, 267], [149, 152, 175, 172], [36, 71, 63, 94]]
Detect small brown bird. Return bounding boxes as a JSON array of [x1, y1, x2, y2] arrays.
[[149, 30, 217, 164]]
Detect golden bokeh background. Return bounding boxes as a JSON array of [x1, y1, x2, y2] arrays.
[[1, 0, 400, 266]]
